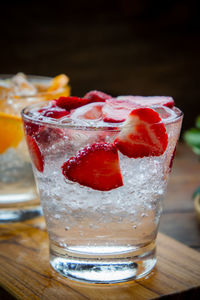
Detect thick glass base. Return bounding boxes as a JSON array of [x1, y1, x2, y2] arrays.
[[0, 205, 43, 223], [50, 242, 156, 284]]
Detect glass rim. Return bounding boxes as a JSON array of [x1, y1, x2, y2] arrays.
[[0, 74, 69, 98], [21, 101, 184, 131]]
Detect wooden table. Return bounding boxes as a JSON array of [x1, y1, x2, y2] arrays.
[[0, 143, 200, 299], [160, 143, 200, 251]]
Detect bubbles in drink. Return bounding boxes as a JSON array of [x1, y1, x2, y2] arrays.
[[22, 90, 183, 282]]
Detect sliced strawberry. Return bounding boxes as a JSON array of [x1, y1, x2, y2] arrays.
[[23, 120, 41, 137], [40, 107, 69, 119], [114, 108, 168, 158], [26, 135, 44, 172], [55, 96, 90, 110], [102, 98, 140, 123], [55, 91, 111, 112], [169, 146, 177, 172], [84, 90, 112, 102], [35, 127, 64, 146], [62, 143, 123, 191], [117, 96, 174, 108], [71, 102, 104, 120]]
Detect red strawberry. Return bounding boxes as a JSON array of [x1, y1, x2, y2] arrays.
[[117, 96, 174, 108], [23, 120, 41, 137], [114, 108, 168, 158], [55, 96, 90, 110], [62, 143, 123, 191], [40, 107, 69, 119], [103, 98, 140, 123], [26, 135, 44, 172], [84, 90, 112, 102], [169, 146, 177, 172], [34, 127, 64, 146]]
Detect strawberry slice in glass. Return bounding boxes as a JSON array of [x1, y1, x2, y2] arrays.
[[114, 107, 168, 158]]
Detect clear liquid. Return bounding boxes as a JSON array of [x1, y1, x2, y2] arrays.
[[0, 144, 41, 222], [29, 108, 182, 282], [0, 146, 37, 201]]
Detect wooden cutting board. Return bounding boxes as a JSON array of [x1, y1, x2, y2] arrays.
[[0, 216, 200, 300]]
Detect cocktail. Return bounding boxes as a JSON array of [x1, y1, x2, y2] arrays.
[[0, 73, 70, 222], [22, 91, 183, 283]]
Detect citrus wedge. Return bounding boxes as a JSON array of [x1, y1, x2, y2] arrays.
[[47, 74, 69, 92], [0, 112, 23, 154]]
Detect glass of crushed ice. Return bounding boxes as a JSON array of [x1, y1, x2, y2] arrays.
[[0, 73, 70, 222], [22, 90, 183, 283]]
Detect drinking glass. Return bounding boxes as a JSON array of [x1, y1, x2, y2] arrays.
[[22, 102, 183, 283], [0, 74, 70, 222]]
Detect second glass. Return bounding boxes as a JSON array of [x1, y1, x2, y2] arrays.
[[0, 74, 70, 222]]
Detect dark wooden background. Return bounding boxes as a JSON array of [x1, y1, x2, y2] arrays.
[[1, 0, 200, 132], [0, 3, 200, 297]]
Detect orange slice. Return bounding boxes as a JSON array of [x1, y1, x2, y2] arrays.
[[0, 112, 23, 154], [47, 74, 69, 92]]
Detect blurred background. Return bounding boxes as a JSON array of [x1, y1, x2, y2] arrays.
[[1, 0, 199, 132]]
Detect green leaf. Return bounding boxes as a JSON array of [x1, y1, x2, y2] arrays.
[[196, 116, 200, 129], [192, 146, 200, 155], [192, 186, 200, 199], [184, 128, 200, 149]]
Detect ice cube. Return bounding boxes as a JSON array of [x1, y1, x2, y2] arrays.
[[0, 80, 10, 99], [152, 105, 177, 123], [70, 102, 104, 120], [102, 98, 139, 123], [117, 96, 174, 108], [0, 80, 10, 89], [10, 73, 37, 96]]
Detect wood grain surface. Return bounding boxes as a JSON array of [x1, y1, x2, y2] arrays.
[[0, 143, 200, 299], [0, 217, 200, 300]]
